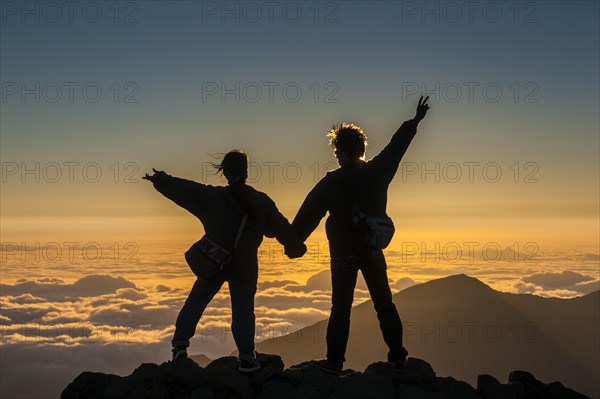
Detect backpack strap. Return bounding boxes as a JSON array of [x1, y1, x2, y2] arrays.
[[225, 185, 248, 250], [233, 215, 247, 249]]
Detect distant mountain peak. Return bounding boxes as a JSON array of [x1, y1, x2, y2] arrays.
[[439, 273, 488, 284], [401, 274, 494, 295]]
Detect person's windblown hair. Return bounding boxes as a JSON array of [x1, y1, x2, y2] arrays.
[[327, 123, 368, 159]]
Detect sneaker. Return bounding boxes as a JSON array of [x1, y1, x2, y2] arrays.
[[171, 346, 188, 361], [238, 359, 261, 373], [310, 359, 343, 375]]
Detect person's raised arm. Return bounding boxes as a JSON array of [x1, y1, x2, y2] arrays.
[[370, 96, 430, 182], [143, 168, 207, 217]]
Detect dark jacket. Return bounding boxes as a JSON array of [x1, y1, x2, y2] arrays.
[[292, 119, 419, 258], [152, 174, 303, 284]]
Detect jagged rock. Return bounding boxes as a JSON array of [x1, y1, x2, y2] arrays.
[[435, 376, 479, 399], [259, 360, 393, 399], [508, 371, 589, 399], [477, 374, 517, 399], [61, 355, 590, 399], [61, 359, 211, 399], [475, 371, 591, 399], [61, 372, 122, 399], [258, 360, 338, 398], [204, 354, 284, 397]]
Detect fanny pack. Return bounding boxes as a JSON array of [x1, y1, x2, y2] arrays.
[[352, 211, 395, 250], [185, 193, 248, 279], [341, 171, 395, 250]]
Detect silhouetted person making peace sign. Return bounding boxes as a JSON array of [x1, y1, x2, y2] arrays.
[[292, 97, 430, 373]]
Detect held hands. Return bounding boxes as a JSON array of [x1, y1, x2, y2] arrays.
[[285, 242, 307, 259], [142, 168, 167, 183], [414, 95, 430, 122]]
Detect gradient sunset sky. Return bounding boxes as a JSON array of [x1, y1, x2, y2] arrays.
[[2, 1, 598, 249], [1, 2, 599, 398]]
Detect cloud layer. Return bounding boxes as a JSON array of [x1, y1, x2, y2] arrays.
[[0, 245, 598, 398]]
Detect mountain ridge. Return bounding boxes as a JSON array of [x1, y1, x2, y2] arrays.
[[254, 274, 599, 398]]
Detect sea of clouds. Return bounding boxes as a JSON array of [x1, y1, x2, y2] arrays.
[[1, 241, 598, 398]]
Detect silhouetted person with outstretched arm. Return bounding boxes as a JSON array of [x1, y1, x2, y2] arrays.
[[144, 151, 306, 373], [292, 96, 430, 373]]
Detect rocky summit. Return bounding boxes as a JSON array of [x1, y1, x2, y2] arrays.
[[61, 354, 589, 399]]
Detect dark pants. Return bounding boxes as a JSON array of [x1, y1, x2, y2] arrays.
[[326, 251, 408, 365], [172, 278, 257, 362]]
